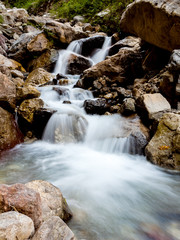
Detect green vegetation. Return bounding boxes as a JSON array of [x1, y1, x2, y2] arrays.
[[4, 0, 133, 34], [0, 15, 4, 24]]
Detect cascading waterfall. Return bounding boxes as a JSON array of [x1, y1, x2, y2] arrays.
[[1, 35, 180, 240]]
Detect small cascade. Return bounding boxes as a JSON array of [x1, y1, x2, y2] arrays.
[[53, 36, 112, 75], [91, 36, 112, 64], [43, 113, 87, 143]]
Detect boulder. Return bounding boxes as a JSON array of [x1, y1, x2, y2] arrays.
[[24, 68, 53, 86], [77, 47, 143, 89], [66, 53, 93, 75], [0, 107, 23, 151], [145, 113, 180, 170], [120, 0, 180, 51], [18, 98, 44, 123], [25, 180, 72, 222], [16, 85, 40, 103], [0, 211, 34, 240], [32, 216, 76, 240], [141, 93, 171, 120], [8, 31, 41, 62], [81, 35, 105, 56], [10, 70, 24, 79], [27, 49, 59, 72], [2, 8, 28, 25], [83, 98, 109, 115], [0, 54, 25, 71], [120, 98, 136, 115], [0, 183, 42, 228], [0, 72, 16, 109], [27, 33, 49, 52], [33, 108, 56, 138], [109, 36, 141, 56]]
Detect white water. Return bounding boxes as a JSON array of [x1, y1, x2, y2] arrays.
[[1, 36, 180, 240], [54, 35, 111, 75]]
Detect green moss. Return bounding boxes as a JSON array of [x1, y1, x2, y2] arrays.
[[0, 15, 4, 24]]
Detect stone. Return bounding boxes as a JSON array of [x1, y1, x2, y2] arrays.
[[168, 49, 180, 72], [27, 49, 59, 72], [0, 211, 34, 240], [73, 15, 85, 23], [16, 85, 40, 103], [24, 68, 53, 86], [145, 113, 180, 170], [8, 31, 40, 62], [66, 53, 93, 75], [81, 35, 105, 56], [10, 69, 24, 79], [12, 77, 24, 88], [0, 107, 23, 151], [0, 72, 16, 109], [120, 98, 136, 115], [0, 34, 8, 56], [18, 98, 44, 123], [77, 47, 143, 89], [120, 0, 180, 51], [0, 183, 42, 228], [0, 54, 25, 71], [142, 93, 171, 120], [109, 36, 141, 56], [27, 33, 49, 52], [25, 180, 72, 222], [83, 98, 109, 115], [32, 216, 76, 240]]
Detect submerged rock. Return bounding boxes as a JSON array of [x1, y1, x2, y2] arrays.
[[0, 211, 35, 240], [120, 0, 180, 51], [0, 107, 23, 151], [0, 183, 42, 228], [145, 113, 180, 170]]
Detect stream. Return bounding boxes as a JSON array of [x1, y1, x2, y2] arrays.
[[1, 36, 180, 240]]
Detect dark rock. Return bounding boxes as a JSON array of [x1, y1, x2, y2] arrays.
[[81, 35, 105, 56], [83, 98, 109, 115]]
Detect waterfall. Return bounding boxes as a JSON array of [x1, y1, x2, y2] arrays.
[[53, 36, 112, 75], [2, 34, 180, 240]]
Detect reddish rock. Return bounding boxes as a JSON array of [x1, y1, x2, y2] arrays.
[[0, 107, 23, 151], [0, 72, 16, 110], [0, 183, 42, 228]]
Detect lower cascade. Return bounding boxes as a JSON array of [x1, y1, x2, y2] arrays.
[[0, 33, 180, 240]]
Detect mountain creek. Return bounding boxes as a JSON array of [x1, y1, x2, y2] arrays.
[[0, 0, 180, 239]]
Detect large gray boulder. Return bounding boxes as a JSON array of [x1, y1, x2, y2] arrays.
[[120, 0, 180, 51], [145, 113, 180, 170]]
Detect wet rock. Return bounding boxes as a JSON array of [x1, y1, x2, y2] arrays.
[[16, 85, 40, 103], [27, 33, 49, 52], [53, 87, 69, 96], [18, 98, 44, 123], [109, 36, 141, 56], [145, 113, 180, 170], [32, 216, 76, 240], [0, 72, 16, 110], [0, 183, 42, 228], [84, 98, 109, 115], [27, 49, 59, 72], [0, 54, 25, 71], [0, 211, 35, 240], [120, 98, 136, 115], [24, 68, 53, 86], [81, 35, 105, 56], [120, 0, 180, 51], [66, 53, 93, 75], [78, 47, 143, 89], [33, 108, 56, 138], [25, 180, 72, 222], [0, 107, 23, 151]]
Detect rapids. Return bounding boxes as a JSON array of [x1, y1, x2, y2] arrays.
[[1, 36, 180, 240]]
